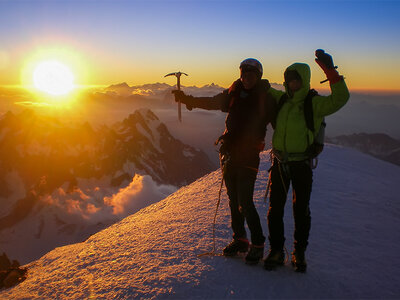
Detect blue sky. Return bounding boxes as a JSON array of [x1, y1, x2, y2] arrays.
[[1, 0, 399, 90]]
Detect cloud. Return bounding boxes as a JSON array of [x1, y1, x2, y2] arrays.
[[0, 173, 178, 264], [104, 174, 176, 216], [40, 174, 177, 225]]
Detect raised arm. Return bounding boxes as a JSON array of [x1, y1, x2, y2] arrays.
[[172, 89, 230, 112], [312, 50, 350, 117]]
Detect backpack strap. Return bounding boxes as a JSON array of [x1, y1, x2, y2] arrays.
[[303, 89, 319, 133]]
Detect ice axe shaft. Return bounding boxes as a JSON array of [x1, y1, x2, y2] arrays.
[[164, 71, 188, 122]]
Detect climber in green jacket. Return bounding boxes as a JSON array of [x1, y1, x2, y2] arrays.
[[264, 50, 350, 272]]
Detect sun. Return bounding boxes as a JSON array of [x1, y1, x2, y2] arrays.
[[33, 60, 75, 95]]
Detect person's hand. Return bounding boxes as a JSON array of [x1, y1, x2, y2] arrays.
[[315, 49, 342, 84], [171, 90, 193, 110], [171, 90, 185, 102], [315, 49, 335, 71]]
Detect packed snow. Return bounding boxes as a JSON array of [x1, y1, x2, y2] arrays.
[[1, 145, 399, 299]]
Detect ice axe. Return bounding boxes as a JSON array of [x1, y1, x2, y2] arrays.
[[164, 71, 188, 122]]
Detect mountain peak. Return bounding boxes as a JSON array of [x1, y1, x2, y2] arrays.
[[107, 82, 130, 89]]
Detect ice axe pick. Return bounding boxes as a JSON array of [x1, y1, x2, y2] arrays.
[[164, 71, 188, 122]]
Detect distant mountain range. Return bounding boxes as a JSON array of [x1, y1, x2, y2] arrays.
[[0, 108, 214, 263], [105, 81, 285, 100], [105, 82, 226, 101], [327, 133, 400, 166]]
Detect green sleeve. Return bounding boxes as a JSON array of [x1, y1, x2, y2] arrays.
[[312, 80, 350, 117], [267, 87, 285, 104]]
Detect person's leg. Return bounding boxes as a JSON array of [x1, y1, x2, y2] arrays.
[[290, 161, 313, 272], [222, 164, 249, 256], [290, 161, 313, 251], [267, 160, 290, 250], [264, 160, 291, 269], [236, 167, 265, 246], [224, 164, 247, 240]]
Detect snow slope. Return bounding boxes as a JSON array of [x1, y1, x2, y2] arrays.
[[1, 145, 400, 299]]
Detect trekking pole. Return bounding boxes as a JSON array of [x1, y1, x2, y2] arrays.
[[164, 71, 188, 122], [197, 170, 224, 257], [198, 149, 228, 257]]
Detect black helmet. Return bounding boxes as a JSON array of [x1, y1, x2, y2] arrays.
[[240, 58, 263, 78]]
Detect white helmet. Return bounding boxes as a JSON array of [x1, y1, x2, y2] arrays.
[[240, 58, 263, 77]]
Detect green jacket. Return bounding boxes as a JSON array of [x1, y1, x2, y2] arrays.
[[268, 63, 350, 161]]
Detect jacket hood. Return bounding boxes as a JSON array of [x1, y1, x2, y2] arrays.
[[283, 63, 311, 101]]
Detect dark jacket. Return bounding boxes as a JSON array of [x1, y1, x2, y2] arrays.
[[185, 79, 276, 168]]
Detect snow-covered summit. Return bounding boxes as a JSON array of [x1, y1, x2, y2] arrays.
[[1, 145, 399, 299]]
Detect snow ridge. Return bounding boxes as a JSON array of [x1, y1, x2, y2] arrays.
[[1, 145, 400, 299]]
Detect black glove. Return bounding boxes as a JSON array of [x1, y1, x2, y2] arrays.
[[315, 49, 334, 70], [171, 90, 194, 111], [315, 49, 342, 84]]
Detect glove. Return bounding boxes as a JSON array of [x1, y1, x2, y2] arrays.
[[315, 49, 342, 84], [171, 90, 194, 111], [315, 49, 334, 70]]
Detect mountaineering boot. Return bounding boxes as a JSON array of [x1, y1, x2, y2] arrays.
[[245, 244, 264, 265], [291, 249, 307, 273], [222, 238, 249, 256], [264, 248, 285, 270]]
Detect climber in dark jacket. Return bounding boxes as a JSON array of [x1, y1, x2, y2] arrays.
[[172, 58, 276, 264]]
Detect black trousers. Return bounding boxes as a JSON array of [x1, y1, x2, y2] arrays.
[[267, 159, 313, 251], [224, 163, 265, 246]]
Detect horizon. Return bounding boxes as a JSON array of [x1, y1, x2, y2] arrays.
[[1, 82, 400, 97]]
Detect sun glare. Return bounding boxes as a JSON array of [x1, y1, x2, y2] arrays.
[[33, 60, 75, 95]]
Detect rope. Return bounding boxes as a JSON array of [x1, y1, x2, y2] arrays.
[[263, 171, 272, 203], [278, 161, 288, 197], [263, 150, 273, 203], [266, 151, 289, 202]]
